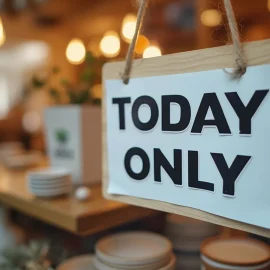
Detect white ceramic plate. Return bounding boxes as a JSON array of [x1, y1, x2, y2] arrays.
[[28, 182, 72, 190], [28, 167, 71, 181], [57, 255, 96, 270], [28, 186, 72, 197], [29, 185, 72, 193], [28, 177, 71, 187]]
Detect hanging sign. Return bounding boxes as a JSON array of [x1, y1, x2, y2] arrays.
[[102, 39, 270, 235]]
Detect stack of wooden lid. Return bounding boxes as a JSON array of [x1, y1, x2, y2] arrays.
[[201, 237, 270, 270], [94, 231, 176, 270], [165, 214, 219, 269], [57, 255, 95, 270], [165, 215, 219, 252], [27, 167, 72, 197]]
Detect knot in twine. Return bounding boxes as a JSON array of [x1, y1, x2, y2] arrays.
[[223, 0, 247, 79]]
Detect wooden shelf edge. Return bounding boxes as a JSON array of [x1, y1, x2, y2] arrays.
[[104, 193, 270, 238], [76, 204, 157, 236], [0, 193, 77, 233]]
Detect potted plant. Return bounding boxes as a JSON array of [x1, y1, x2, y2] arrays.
[[32, 52, 103, 186], [0, 241, 54, 270]]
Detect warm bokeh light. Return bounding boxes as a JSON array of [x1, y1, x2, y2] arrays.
[[100, 31, 120, 58], [122, 14, 137, 43], [0, 17, 6, 47], [200, 9, 222, 27], [143, 45, 162, 58], [246, 25, 269, 41], [268, 0, 270, 11], [22, 112, 41, 133], [66, 38, 86, 65], [92, 84, 102, 99], [135, 35, 150, 54]]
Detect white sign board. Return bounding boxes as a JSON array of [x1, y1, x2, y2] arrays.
[[105, 64, 270, 229]]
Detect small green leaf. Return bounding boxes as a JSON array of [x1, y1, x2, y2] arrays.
[[52, 66, 60, 74], [49, 88, 60, 103], [68, 89, 91, 104], [80, 68, 94, 83], [92, 98, 102, 106], [32, 76, 46, 89], [60, 79, 70, 88], [85, 51, 95, 65]]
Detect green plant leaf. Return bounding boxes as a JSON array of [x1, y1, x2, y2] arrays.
[[60, 78, 71, 88], [92, 98, 102, 106], [68, 89, 91, 104], [52, 66, 60, 74], [49, 88, 60, 103], [78, 89, 91, 104], [85, 51, 95, 65], [32, 76, 46, 89], [80, 68, 94, 84]]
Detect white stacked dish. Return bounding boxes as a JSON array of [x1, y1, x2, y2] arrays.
[[165, 214, 219, 252], [57, 255, 96, 270], [94, 231, 176, 270], [165, 214, 219, 270], [27, 167, 72, 198], [175, 252, 201, 270]]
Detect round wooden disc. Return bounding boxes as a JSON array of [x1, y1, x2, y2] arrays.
[[95, 231, 172, 266], [201, 237, 270, 266], [57, 255, 95, 270]]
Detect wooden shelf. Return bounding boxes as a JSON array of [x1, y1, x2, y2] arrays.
[[0, 164, 156, 235]]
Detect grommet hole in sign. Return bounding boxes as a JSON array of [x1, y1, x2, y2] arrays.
[[122, 0, 247, 84]]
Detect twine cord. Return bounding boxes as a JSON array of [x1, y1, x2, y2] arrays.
[[223, 0, 247, 78], [122, 0, 148, 84], [122, 0, 246, 84]]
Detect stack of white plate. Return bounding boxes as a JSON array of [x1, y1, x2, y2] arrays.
[[175, 253, 201, 270], [165, 214, 219, 270], [165, 214, 219, 252], [94, 231, 176, 270], [27, 167, 72, 198]]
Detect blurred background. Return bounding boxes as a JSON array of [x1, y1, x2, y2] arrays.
[[0, 0, 269, 151], [0, 1, 269, 269]]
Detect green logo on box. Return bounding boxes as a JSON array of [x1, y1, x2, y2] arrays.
[[56, 129, 68, 144]]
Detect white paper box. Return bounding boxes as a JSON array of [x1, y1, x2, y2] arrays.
[[44, 105, 101, 185]]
